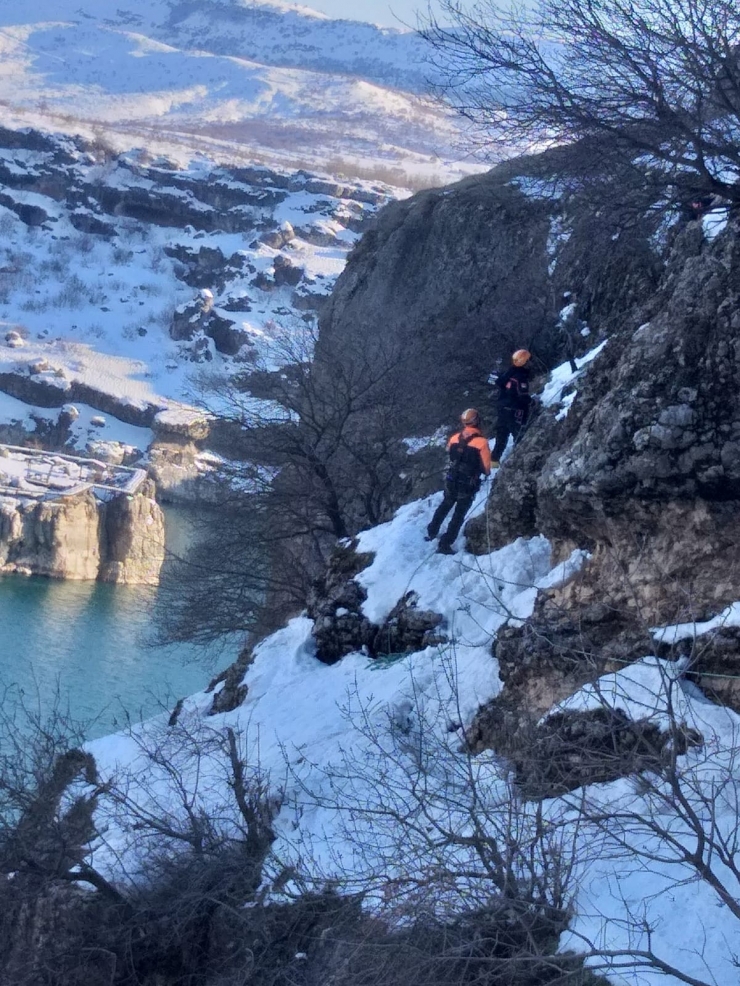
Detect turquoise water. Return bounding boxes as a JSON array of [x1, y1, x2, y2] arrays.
[[0, 511, 235, 739]]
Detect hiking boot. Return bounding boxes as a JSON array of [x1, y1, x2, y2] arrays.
[[490, 459, 501, 468], [424, 526, 437, 542], [437, 541, 454, 555]]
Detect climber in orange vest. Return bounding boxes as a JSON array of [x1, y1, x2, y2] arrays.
[[425, 408, 492, 555]]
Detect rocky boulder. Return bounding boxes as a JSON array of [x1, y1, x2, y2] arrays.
[[308, 539, 376, 664], [471, 704, 700, 799], [308, 542, 446, 664], [273, 254, 304, 287], [147, 443, 215, 503], [171, 299, 251, 356], [373, 591, 446, 656], [206, 647, 253, 715]]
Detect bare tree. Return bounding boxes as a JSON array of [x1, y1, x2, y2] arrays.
[[556, 658, 740, 986], [157, 324, 417, 647], [219, 322, 412, 538], [422, 0, 740, 209], [278, 654, 588, 986], [0, 699, 280, 985]]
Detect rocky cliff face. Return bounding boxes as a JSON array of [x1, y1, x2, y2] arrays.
[[306, 162, 740, 751], [317, 153, 662, 438], [0, 492, 101, 580], [0, 481, 164, 584], [470, 220, 740, 622], [99, 482, 166, 585], [464, 213, 740, 723]]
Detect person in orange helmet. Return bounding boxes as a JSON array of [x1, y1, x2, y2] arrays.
[[491, 349, 533, 464], [425, 408, 492, 555]]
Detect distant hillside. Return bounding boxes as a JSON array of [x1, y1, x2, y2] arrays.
[[0, 0, 474, 182], [4, 0, 428, 89]]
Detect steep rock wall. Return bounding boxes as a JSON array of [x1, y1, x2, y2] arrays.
[[0, 492, 101, 579], [469, 218, 740, 632], [99, 482, 166, 585], [0, 483, 165, 584], [316, 154, 662, 439]]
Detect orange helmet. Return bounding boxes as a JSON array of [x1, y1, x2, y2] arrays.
[[512, 349, 531, 367], [460, 408, 481, 427]]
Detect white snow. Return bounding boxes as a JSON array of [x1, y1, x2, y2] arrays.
[[0, 389, 153, 453], [702, 210, 728, 240], [540, 339, 608, 415], [402, 427, 448, 454], [0, 445, 145, 497], [555, 658, 740, 986], [552, 655, 691, 728], [78, 473, 740, 986], [87, 490, 587, 880], [0, 140, 396, 445], [0, 0, 485, 185], [652, 601, 740, 645]]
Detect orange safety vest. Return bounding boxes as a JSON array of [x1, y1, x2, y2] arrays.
[[447, 426, 492, 477]]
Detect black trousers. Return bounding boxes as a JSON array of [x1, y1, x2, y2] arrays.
[[427, 485, 475, 547], [492, 407, 526, 461]]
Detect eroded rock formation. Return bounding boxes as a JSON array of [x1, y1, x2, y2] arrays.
[[0, 481, 165, 584]]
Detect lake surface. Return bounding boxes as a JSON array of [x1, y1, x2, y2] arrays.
[[0, 509, 235, 739]]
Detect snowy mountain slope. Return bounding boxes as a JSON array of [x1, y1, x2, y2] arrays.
[[84, 481, 740, 986], [0, 128, 393, 458], [88, 490, 586, 875], [2, 0, 428, 90], [0, 0, 476, 183]]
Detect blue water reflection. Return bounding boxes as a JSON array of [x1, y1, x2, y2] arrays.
[[0, 510, 235, 738]]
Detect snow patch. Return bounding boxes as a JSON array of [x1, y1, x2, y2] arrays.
[[652, 601, 740, 645]]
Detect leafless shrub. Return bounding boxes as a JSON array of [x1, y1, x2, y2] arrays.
[[0, 211, 16, 236], [0, 696, 280, 984], [111, 245, 134, 265], [276, 651, 589, 986], [423, 0, 740, 212], [51, 274, 89, 310]]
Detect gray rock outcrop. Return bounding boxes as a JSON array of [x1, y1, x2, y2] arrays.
[[317, 173, 552, 434], [308, 540, 446, 664], [469, 704, 701, 798], [457, 215, 740, 747], [469, 220, 740, 629], [316, 153, 662, 439]]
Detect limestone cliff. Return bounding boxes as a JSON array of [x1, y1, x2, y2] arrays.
[[99, 482, 166, 585], [0, 482, 165, 584]]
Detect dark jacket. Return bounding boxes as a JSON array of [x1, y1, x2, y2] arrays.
[[494, 366, 532, 414]]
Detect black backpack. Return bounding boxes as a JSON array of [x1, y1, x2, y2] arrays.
[[446, 433, 482, 493]]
